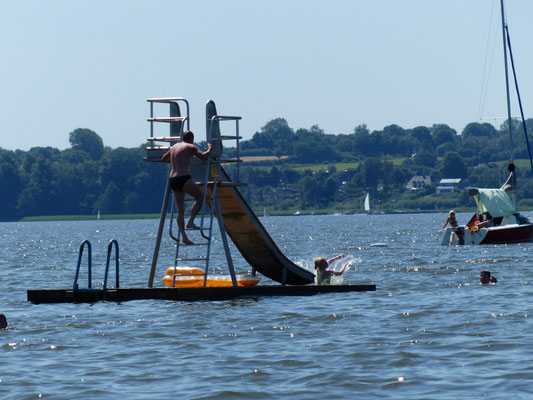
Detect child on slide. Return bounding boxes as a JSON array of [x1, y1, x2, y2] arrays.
[[314, 254, 350, 285]]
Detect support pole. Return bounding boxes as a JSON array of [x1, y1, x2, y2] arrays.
[[149, 177, 171, 287], [500, 0, 514, 162], [213, 178, 238, 287]]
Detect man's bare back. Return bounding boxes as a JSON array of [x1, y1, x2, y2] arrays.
[[168, 142, 197, 178]]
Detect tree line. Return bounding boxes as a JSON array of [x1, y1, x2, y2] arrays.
[[1, 118, 533, 221], [230, 117, 533, 211], [0, 129, 167, 220]]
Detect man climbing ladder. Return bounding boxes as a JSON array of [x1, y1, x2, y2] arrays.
[[161, 130, 212, 245]]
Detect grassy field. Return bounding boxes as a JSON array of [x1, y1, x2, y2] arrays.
[[241, 155, 289, 162], [291, 158, 407, 172]]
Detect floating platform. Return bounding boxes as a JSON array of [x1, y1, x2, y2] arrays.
[[27, 284, 376, 304]]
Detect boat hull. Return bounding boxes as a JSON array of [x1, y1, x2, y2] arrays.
[[441, 224, 533, 245], [478, 224, 533, 244]]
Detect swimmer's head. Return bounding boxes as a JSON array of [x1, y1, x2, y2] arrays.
[[0, 313, 7, 330], [314, 257, 328, 270], [480, 270, 491, 284]]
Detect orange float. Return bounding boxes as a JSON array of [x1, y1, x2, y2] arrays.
[[165, 266, 205, 276], [162, 274, 260, 288]]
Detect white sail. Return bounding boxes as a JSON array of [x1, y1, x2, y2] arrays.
[[364, 193, 370, 213]]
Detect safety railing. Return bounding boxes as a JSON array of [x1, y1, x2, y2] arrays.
[[72, 239, 120, 297], [73, 240, 92, 290], [103, 239, 120, 299]]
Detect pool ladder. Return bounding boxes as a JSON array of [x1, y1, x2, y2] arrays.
[[73, 239, 120, 299]]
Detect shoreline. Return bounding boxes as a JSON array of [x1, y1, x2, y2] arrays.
[[14, 208, 482, 222]]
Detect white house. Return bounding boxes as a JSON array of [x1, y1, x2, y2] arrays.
[[406, 175, 432, 191], [436, 178, 463, 195]]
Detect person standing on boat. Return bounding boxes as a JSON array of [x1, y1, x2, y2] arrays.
[[441, 210, 465, 245], [314, 254, 350, 285], [161, 130, 212, 245]]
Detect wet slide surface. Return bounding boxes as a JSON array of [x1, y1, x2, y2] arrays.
[[205, 166, 315, 285]]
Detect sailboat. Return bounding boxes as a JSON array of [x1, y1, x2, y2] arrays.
[[364, 193, 370, 214], [441, 0, 533, 245]]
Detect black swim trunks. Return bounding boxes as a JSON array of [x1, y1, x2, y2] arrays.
[[170, 175, 192, 192]]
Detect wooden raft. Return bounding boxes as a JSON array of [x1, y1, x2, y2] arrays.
[[27, 284, 376, 304]]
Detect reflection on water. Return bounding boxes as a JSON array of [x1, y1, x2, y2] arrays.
[[1, 213, 533, 399]]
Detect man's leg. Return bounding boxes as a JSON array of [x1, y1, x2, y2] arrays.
[[183, 180, 203, 229], [174, 190, 193, 245]]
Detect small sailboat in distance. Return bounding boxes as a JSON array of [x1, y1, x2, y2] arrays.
[[364, 193, 370, 214]]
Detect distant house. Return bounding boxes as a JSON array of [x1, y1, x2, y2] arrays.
[[406, 175, 432, 191], [436, 178, 464, 195]]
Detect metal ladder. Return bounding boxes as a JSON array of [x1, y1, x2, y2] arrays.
[[73, 239, 120, 299], [166, 183, 215, 286], [167, 103, 246, 287], [146, 99, 245, 287]]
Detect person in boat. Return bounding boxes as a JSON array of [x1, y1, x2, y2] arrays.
[[0, 313, 7, 329], [441, 210, 465, 244], [161, 130, 212, 245], [480, 270, 497, 284], [476, 212, 494, 230], [314, 254, 350, 285]]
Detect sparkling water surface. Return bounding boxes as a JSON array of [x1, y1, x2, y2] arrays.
[[1, 213, 533, 399]]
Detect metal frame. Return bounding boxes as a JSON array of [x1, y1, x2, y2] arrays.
[[147, 99, 244, 288], [73, 239, 120, 297], [73, 240, 92, 290], [103, 239, 120, 298], [147, 97, 190, 146]]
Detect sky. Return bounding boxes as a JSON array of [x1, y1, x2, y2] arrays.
[[2, 0, 533, 151]]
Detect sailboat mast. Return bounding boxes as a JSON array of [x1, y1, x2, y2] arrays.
[[500, 0, 514, 162]]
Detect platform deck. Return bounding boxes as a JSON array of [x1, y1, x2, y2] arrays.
[[27, 284, 376, 304]]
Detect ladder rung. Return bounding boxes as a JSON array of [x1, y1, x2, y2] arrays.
[[147, 97, 187, 103], [184, 227, 212, 231], [146, 137, 181, 142], [177, 257, 208, 261], [147, 117, 186, 123], [212, 136, 242, 141], [184, 198, 214, 203], [196, 181, 247, 188], [212, 115, 242, 121], [146, 146, 170, 150]]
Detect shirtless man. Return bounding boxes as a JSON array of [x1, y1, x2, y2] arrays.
[[161, 130, 212, 245]]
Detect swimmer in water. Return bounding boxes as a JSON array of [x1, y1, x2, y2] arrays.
[[480, 270, 497, 284], [0, 313, 7, 330], [314, 254, 350, 285]]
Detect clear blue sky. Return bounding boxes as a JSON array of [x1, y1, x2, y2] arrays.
[[2, 0, 533, 151]]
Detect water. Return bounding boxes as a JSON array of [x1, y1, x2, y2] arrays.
[[1, 213, 533, 399]]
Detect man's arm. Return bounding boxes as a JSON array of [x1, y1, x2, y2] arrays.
[[194, 143, 212, 160], [161, 151, 170, 163]]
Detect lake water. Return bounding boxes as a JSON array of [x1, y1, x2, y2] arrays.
[[1, 212, 533, 399]]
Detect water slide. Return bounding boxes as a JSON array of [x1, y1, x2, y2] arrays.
[[206, 165, 315, 285], [200, 101, 315, 285]]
